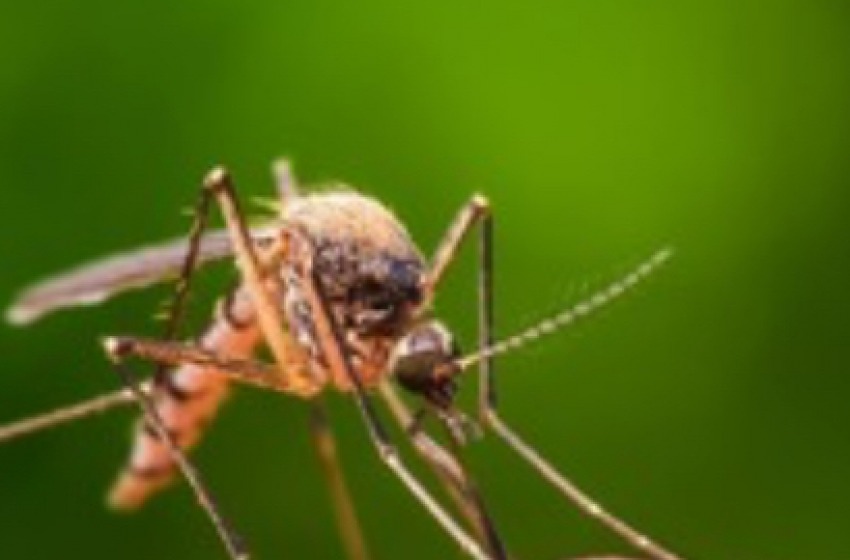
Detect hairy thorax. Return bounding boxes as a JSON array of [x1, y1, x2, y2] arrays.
[[280, 191, 425, 391]]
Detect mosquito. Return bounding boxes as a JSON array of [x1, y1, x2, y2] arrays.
[[0, 160, 681, 560]]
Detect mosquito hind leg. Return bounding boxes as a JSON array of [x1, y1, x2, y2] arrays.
[[474, 206, 681, 560], [309, 400, 372, 560]]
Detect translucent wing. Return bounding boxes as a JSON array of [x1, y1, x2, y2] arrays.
[[6, 225, 278, 326]]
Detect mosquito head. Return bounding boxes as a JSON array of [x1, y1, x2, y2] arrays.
[[390, 248, 672, 407], [390, 320, 461, 406]]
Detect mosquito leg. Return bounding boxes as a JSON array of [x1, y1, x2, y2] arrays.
[[106, 354, 249, 560], [113, 180, 242, 557], [104, 327, 370, 559], [419, 193, 495, 414], [474, 209, 681, 560], [308, 397, 372, 560], [378, 382, 507, 560], [103, 332, 372, 560], [102, 336, 290, 392], [208, 164, 368, 560], [379, 383, 468, 499], [309, 400, 371, 560], [101, 171, 251, 560], [289, 245, 491, 560], [268, 159, 373, 560], [421, 194, 490, 306], [436, 426, 506, 560], [0, 388, 140, 443], [410, 194, 508, 555], [203, 167, 318, 397], [158, 172, 216, 344], [476, 202, 497, 422]]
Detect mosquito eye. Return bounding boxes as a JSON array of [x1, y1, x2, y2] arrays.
[[392, 351, 442, 394], [391, 322, 458, 396]]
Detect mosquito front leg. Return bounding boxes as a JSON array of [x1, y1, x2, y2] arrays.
[[268, 159, 372, 560], [289, 241, 492, 560], [388, 194, 504, 555], [474, 207, 682, 560], [270, 159, 373, 560], [107, 162, 374, 560], [203, 167, 318, 397], [378, 382, 507, 560], [421, 194, 490, 306]]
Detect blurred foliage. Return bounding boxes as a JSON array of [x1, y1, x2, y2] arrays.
[[1, 1, 849, 559]]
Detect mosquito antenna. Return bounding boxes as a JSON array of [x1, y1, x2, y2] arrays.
[[455, 247, 674, 372], [0, 384, 150, 444]]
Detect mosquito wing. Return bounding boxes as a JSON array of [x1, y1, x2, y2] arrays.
[[6, 225, 278, 326]]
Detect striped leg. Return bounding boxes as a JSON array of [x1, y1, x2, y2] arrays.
[[289, 238, 492, 560], [203, 167, 318, 397], [378, 382, 507, 560], [109, 176, 251, 559], [273, 158, 371, 560], [421, 194, 490, 308], [109, 358, 248, 560]]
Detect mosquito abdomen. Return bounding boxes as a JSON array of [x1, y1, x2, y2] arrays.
[[109, 288, 261, 510]]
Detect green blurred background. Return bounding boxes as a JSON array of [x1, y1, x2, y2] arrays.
[[1, 2, 848, 559]]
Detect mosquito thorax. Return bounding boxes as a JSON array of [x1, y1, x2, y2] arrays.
[[284, 192, 426, 339], [390, 320, 460, 405]]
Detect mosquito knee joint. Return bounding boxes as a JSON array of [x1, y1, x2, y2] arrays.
[[480, 407, 499, 427], [470, 194, 491, 214], [586, 502, 605, 518], [203, 166, 232, 194], [102, 336, 135, 360], [376, 442, 400, 464]]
